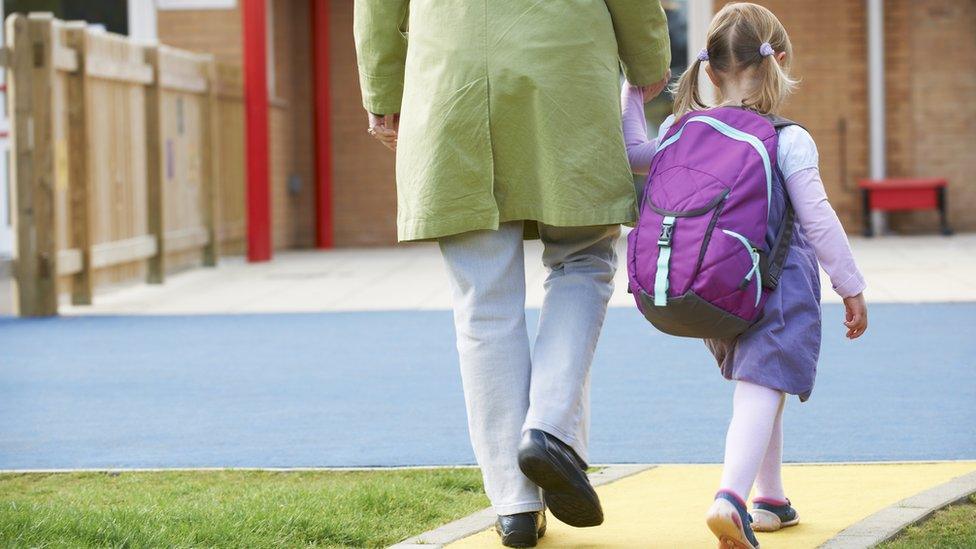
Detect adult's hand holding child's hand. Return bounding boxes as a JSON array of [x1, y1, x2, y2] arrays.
[[843, 293, 868, 339], [368, 112, 399, 152], [640, 69, 671, 103]]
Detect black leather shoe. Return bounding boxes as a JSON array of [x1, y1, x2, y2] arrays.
[[494, 510, 546, 548], [517, 429, 603, 527]]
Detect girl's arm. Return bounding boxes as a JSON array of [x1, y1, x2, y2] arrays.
[[785, 168, 866, 298], [621, 84, 657, 174]]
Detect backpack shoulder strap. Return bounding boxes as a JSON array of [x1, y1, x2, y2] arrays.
[[761, 114, 803, 291], [765, 114, 807, 132], [763, 204, 794, 291]]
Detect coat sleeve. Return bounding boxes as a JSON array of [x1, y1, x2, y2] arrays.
[[353, 0, 409, 115], [604, 0, 671, 86]]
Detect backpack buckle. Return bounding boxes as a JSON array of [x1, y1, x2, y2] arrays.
[[658, 221, 674, 247]]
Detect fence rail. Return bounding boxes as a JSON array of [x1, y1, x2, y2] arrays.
[[4, 13, 245, 316]]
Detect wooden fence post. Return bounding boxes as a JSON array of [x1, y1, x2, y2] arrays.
[[144, 45, 165, 284], [63, 22, 93, 305], [7, 13, 58, 316], [202, 56, 219, 266]]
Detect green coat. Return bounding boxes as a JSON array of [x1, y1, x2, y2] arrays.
[[354, 1, 671, 241]]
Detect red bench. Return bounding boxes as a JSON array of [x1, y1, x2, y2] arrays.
[[857, 178, 952, 236]]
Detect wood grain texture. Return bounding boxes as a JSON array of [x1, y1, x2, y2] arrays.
[[63, 23, 93, 304], [9, 14, 58, 316]]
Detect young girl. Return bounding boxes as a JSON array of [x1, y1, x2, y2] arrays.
[[622, 3, 868, 548]]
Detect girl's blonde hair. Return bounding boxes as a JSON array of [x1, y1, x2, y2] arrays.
[[671, 2, 797, 117]]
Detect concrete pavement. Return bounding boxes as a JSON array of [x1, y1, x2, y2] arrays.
[[46, 233, 976, 316]]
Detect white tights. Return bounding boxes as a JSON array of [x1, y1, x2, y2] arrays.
[[719, 380, 788, 503]]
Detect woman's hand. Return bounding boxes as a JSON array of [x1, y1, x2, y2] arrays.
[[843, 293, 868, 339], [368, 112, 399, 151], [639, 69, 671, 103]]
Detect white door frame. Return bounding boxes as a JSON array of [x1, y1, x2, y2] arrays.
[[128, 0, 159, 42], [687, 0, 716, 105]]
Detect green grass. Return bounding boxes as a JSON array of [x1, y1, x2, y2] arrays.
[[879, 494, 976, 549], [0, 468, 489, 548]]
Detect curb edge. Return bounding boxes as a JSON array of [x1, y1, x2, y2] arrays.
[[818, 470, 976, 549]]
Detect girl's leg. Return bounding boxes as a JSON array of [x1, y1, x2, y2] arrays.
[[439, 221, 542, 515], [754, 392, 787, 501], [749, 393, 800, 533], [719, 380, 786, 501]]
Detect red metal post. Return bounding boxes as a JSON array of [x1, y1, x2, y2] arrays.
[[311, 0, 333, 248], [242, 0, 272, 261]]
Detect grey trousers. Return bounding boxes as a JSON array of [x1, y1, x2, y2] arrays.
[[439, 221, 620, 514]]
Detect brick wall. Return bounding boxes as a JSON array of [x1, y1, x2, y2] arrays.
[[329, 1, 398, 246], [884, 0, 914, 182], [724, 0, 975, 234], [158, 1, 397, 248], [158, 0, 973, 248], [888, 0, 976, 232], [157, 2, 318, 250], [269, 0, 316, 248], [156, 9, 241, 66], [718, 0, 870, 232]]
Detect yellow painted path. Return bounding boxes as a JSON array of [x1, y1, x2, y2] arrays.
[[449, 462, 976, 548]]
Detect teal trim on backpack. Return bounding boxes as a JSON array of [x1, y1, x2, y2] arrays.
[[654, 216, 676, 306], [655, 115, 773, 215], [656, 127, 684, 153], [722, 229, 762, 307]]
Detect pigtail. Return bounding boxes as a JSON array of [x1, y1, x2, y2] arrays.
[[690, 3, 797, 117], [742, 47, 798, 115], [671, 57, 708, 119]]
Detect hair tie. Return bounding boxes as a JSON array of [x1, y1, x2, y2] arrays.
[[759, 42, 775, 57], [697, 48, 709, 62]]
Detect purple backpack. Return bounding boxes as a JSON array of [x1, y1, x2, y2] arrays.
[[627, 107, 797, 339]]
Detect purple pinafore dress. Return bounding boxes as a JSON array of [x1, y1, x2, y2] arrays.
[[704, 130, 822, 401]]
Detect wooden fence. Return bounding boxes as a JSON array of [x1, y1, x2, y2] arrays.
[[4, 13, 245, 316]]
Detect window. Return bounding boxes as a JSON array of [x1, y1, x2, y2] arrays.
[[4, 0, 128, 33]]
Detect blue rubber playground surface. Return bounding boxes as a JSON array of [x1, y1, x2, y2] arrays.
[[1, 303, 974, 469]]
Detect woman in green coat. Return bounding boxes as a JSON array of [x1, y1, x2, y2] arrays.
[[355, 2, 670, 545]]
